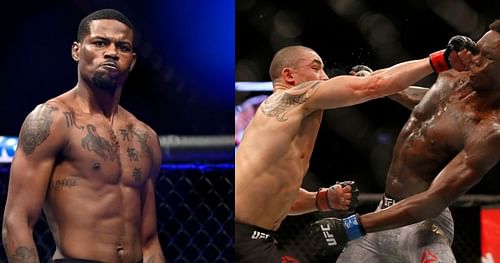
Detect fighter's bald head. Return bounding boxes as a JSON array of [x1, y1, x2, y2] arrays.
[[489, 19, 500, 33], [269, 45, 316, 81]]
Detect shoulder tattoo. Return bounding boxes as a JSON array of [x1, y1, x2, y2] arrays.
[[260, 81, 320, 121], [20, 104, 59, 155]]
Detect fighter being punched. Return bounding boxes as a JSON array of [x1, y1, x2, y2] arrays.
[[235, 28, 472, 261], [310, 22, 500, 262]]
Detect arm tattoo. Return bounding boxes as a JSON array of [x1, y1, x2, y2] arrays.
[[8, 246, 37, 263], [20, 105, 58, 155], [260, 81, 320, 121], [81, 124, 117, 161]]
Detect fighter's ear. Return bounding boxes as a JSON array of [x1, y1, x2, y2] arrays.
[[128, 52, 137, 72], [71, 41, 80, 62], [282, 67, 295, 85]]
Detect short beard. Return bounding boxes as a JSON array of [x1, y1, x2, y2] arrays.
[[91, 72, 118, 94]]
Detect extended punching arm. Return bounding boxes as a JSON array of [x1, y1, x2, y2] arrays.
[[429, 35, 477, 73]]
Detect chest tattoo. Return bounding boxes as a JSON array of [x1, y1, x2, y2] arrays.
[[127, 147, 139, 161], [132, 167, 142, 182], [128, 125, 153, 160], [63, 111, 84, 130], [81, 124, 117, 161], [119, 128, 130, 141]]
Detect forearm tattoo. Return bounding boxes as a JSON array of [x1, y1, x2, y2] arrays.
[[260, 81, 320, 121], [8, 246, 37, 263], [20, 105, 58, 155]]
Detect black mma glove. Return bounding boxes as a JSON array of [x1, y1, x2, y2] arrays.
[[315, 181, 359, 212], [338, 181, 359, 213], [349, 65, 373, 77], [429, 35, 477, 73], [309, 214, 366, 253]]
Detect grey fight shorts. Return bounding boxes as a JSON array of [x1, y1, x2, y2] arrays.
[[336, 195, 456, 263]]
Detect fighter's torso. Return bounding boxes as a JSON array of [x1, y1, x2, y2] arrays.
[[236, 83, 322, 230], [386, 72, 500, 199], [43, 95, 157, 262]]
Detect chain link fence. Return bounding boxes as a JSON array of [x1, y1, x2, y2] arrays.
[[0, 164, 234, 262]]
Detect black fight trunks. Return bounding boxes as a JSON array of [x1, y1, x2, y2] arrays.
[[51, 259, 143, 263], [235, 221, 300, 263]]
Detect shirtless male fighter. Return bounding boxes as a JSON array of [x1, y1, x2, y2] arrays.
[[235, 33, 471, 262], [311, 21, 500, 262], [2, 9, 165, 263]]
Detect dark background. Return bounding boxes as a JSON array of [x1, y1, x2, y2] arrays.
[[0, 1, 235, 261], [0, 0, 234, 136], [236, 0, 500, 193]]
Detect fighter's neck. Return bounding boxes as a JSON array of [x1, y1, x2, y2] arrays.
[[273, 83, 292, 92], [472, 90, 500, 109], [458, 86, 500, 111], [73, 84, 122, 120]]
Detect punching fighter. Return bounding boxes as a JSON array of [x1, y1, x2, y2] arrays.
[[310, 21, 500, 262], [235, 32, 472, 262], [2, 9, 165, 263]]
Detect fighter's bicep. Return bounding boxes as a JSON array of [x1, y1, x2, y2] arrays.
[[464, 131, 500, 174], [6, 104, 67, 220], [7, 151, 56, 217], [429, 134, 500, 203]]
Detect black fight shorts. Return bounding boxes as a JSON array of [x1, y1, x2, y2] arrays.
[[235, 221, 300, 263], [51, 259, 143, 263]]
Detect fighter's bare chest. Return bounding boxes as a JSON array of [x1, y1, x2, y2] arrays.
[[404, 102, 470, 151], [62, 115, 153, 185]]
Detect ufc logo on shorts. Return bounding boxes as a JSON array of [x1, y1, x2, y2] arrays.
[[383, 198, 395, 208], [251, 230, 270, 240], [320, 224, 337, 246]]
